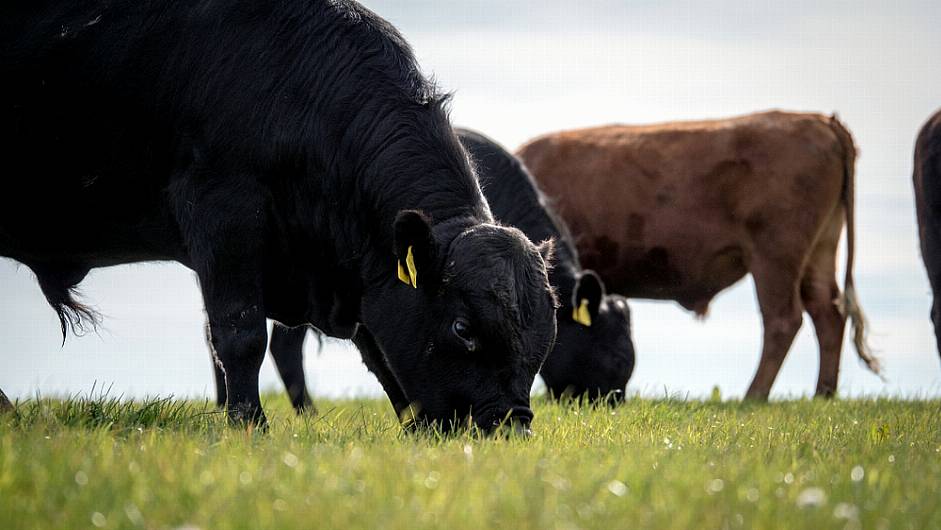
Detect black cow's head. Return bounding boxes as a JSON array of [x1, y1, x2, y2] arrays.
[[539, 270, 635, 404], [361, 210, 557, 434]]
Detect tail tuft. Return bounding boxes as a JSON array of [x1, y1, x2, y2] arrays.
[[843, 284, 883, 379], [36, 273, 101, 343]]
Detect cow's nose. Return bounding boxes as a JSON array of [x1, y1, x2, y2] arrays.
[[511, 419, 533, 438], [509, 406, 534, 424], [490, 406, 534, 438], [604, 388, 626, 406]]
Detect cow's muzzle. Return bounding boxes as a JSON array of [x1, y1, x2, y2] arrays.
[[487, 406, 534, 438]]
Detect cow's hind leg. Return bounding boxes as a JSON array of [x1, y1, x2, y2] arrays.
[[801, 212, 846, 397], [745, 256, 804, 400], [269, 325, 314, 413]]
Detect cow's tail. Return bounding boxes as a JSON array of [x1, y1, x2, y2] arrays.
[[829, 114, 882, 377], [35, 269, 100, 344]]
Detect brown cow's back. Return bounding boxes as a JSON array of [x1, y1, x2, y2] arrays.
[[518, 111, 846, 314]]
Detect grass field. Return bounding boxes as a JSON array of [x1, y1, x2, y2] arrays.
[[1, 394, 939, 530]]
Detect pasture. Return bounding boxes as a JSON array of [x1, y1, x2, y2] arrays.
[[2, 395, 939, 530]]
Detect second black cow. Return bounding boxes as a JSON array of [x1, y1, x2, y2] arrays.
[[224, 129, 636, 409]]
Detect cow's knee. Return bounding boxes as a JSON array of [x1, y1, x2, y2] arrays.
[[764, 311, 802, 346], [209, 315, 267, 370]]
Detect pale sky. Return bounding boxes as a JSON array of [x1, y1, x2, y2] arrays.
[[2, 0, 940, 402]]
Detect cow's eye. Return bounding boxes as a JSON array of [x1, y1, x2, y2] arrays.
[[451, 318, 477, 352]]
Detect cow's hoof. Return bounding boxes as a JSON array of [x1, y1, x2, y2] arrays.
[[294, 402, 318, 416], [226, 403, 268, 430]]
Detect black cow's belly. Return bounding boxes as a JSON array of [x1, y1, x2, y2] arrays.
[[0, 165, 184, 268]]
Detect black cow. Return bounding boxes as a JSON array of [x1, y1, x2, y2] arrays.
[[221, 129, 635, 409], [914, 108, 941, 361], [0, 1, 558, 432]]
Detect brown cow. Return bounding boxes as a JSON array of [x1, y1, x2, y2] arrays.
[[517, 110, 880, 399], [913, 108, 941, 360]]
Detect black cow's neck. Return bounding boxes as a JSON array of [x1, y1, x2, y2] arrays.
[[548, 258, 579, 310], [320, 105, 492, 285]]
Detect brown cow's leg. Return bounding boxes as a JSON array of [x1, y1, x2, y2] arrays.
[[802, 276, 845, 397], [745, 259, 804, 400], [801, 213, 846, 398]]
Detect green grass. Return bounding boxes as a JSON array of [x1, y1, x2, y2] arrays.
[[1, 394, 939, 530]]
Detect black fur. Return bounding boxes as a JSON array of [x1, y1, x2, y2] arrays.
[[1, 0, 557, 430], [914, 108, 941, 362], [247, 128, 635, 409]]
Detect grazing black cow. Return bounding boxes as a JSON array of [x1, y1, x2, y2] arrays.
[[914, 108, 941, 361], [219, 129, 635, 409], [0, 0, 558, 432]]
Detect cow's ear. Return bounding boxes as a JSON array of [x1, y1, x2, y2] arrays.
[[572, 270, 605, 327], [393, 210, 438, 289], [536, 238, 556, 268]]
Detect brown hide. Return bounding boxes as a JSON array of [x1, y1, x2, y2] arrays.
[[518, 110, 879, 398]]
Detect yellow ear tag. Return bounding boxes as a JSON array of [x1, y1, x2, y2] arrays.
[[405, 245, 417, 288], [573, 298, 592, 327], [396, 245, 418, 288], [397, 260, 410, 286]]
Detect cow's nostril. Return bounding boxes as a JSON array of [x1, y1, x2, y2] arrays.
[[510, 406, 534, 423], [604, 389, 626, 406], [511, 420, 533, 438]]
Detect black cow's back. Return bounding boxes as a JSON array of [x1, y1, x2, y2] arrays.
[[458, 129, 579, 292]]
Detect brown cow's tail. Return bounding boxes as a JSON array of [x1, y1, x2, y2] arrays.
[[829, 114, 882, 378]]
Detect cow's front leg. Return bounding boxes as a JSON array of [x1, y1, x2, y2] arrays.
[[179, 181, 269, 426], [204, 299, 267, 425], [352, 327, 409, 417], [204, 318, 229, 408]]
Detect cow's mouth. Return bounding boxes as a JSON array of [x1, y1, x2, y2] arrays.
[[474, 404, 534, 437]]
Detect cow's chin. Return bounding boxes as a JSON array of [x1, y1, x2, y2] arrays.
[[402, 400, 533, 437], [405, 414, 533, 438], [402, 410, 468, 435]]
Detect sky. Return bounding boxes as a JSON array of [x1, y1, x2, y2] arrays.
[[2, 0, 940, 403]]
